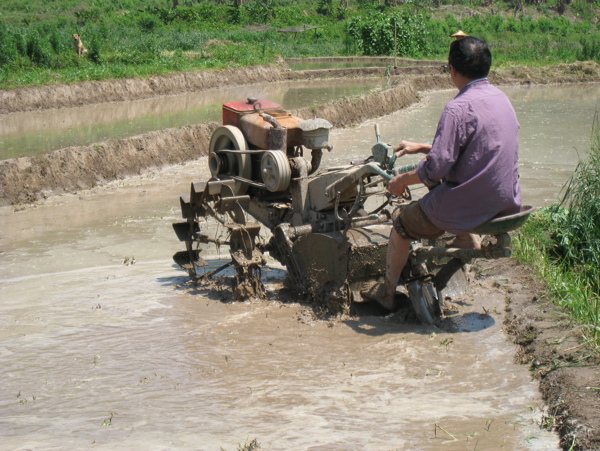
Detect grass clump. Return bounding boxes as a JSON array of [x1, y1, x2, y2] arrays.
[[515, 114, 600, 344]]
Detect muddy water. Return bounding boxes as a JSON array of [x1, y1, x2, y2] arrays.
[[287, 61, 400, 70], [0, 160, 558, 450], [0, 87, 598, 450], [3, 84, 594, 450], [0, 78, 387, 160]]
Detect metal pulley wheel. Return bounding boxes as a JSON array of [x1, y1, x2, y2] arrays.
[[261, 150, 291, 192], [208, 126, 252, 195]]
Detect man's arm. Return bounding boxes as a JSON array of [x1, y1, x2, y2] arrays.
[[393, 141, 432, 158], [388, 170, 422, 198]]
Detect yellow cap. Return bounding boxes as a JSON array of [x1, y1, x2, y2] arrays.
[[450, 30, 469, 39]]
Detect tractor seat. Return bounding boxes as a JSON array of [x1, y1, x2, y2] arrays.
[[472, 205, 536, 235]]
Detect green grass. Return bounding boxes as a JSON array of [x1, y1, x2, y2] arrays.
[[0, 0, 598, 89], [514, 114, 600, 345]]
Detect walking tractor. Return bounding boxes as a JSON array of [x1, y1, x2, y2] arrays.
[[172, 98, 534, 323]]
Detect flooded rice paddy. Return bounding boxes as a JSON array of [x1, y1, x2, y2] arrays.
[[0, 78, 388, 160], [1, 82, 598, 449]]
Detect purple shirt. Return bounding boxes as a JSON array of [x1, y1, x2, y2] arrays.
[[417, 80, 522, 235]]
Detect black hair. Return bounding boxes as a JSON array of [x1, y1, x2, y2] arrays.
[[448, 36, 492, 79]]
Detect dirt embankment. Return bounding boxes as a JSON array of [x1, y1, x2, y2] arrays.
[[0, 57, 441, 115], [0, 65, 286, 115], [0, 60, 598, 207]]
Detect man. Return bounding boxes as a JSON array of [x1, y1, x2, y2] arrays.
[[364, 36, 522, 310]]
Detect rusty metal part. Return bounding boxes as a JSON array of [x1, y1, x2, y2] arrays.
[[413, 232, 513, 262], [199, 261, 233, 280], [240, 112, 303, 149]]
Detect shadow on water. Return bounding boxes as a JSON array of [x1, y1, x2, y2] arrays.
[[158, 259, 496, 335], [344, 305, 496, 337]]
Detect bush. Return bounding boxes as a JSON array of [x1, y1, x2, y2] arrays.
[[578, 38, 600, 62], [558, 115, 600, 286], [88, 42, 103, 65], [444, 13, 460, 31], [26, 32, 53, 67], [0, 25, 19, 66], [138, 12, 163, 32], [487, 15, 505, 33], [347, 9, 428, 57], [537, 17, 555, 33]]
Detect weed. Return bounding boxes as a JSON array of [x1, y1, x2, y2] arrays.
[[220, 438, 260, 451], [101, 412, 114, 427], [434, 423, 457, 440]]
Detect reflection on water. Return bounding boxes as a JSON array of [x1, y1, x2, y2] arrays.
[[0, 78, 388, 160]]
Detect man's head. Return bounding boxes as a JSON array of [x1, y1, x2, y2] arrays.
[[448, 36, 492, 80]]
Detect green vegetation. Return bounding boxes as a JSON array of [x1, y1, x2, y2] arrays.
[[515, 114, 600, 346], [0, 0, 598, 89]]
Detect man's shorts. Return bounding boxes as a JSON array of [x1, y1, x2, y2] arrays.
[[391, 201, 444, 240]]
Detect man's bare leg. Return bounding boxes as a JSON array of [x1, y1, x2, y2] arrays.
[[376, 229, 411, 310], [447, 233, 481, 250]]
